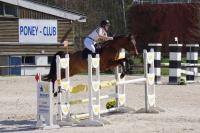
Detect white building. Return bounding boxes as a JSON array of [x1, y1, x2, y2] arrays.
[[0, 0, 86, 75]]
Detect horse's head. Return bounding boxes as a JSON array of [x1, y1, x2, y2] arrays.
[[114, 34, 138, 56], [127, 34, 138, 56]]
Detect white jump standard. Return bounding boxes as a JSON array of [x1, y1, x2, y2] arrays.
[[56, 54, 79, 126], [78, 54, 105, 126], [114, 49, 127, 113], [35, 49, 162, 129], [136, 49, 162, 113]]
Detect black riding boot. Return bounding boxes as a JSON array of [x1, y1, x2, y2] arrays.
[[92, 53, 96, 58]]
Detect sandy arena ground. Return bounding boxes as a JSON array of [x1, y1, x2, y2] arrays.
[[0, 75, 200, 133]]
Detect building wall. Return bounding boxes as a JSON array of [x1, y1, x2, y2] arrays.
[[0, 18, 74, 44], [0, 3, 74, 76], [21, 56, 50, 76], [0, 55, 50, 76], [0, 56, 9, 75], [0, 2, 75, 47], [0, 1, 82, 75], [0, 18, 18, 42], [19, 7, 59, 19]]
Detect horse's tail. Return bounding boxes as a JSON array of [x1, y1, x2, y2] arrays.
[[42, 51, 67, 82]]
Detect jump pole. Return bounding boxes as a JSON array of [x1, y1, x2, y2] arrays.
[[115, 49, 126, 110]]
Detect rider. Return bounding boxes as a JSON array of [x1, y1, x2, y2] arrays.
[[84, 20, 113, 56]]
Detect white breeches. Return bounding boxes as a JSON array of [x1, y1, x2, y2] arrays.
[[84, 38, 96, 53]]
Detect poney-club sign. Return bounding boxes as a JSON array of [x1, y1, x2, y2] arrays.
[[19, 19, 57, 44]]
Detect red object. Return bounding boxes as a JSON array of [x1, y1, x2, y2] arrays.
[[35, 73, 40, 82]]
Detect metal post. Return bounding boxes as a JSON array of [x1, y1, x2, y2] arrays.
[[88, 54, 93, 120], [143, 50, 149, 112], [56, 55, 62, 121], [115, 66, 120, 108], [96, 54, 100, 119]]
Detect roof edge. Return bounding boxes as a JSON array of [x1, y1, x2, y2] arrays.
[[0, 0, 87, 22]]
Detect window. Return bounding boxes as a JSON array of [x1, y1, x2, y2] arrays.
[[48, 56, 53, 64], [4, 4, 17, 16], [22, 56, 35, 65], [0, 2, 3, 15], [0, 2, 17, 17]]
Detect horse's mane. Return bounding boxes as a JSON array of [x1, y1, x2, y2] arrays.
[[98, 35, 128, 49]]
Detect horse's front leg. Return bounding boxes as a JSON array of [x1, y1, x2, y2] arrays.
[[110, 58, 128, 79], [119, 58, 127, 79]]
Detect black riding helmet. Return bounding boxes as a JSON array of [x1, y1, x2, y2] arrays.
[[100, 20, 111, 27]]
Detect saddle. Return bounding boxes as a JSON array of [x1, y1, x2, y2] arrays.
[[81, 44, 102, 59]]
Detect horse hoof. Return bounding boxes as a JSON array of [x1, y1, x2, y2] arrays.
[[53, 92, 58, 97], [120, 73, 125, 79]]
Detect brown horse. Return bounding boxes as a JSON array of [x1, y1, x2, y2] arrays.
[[42, 34, 138, 84]]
